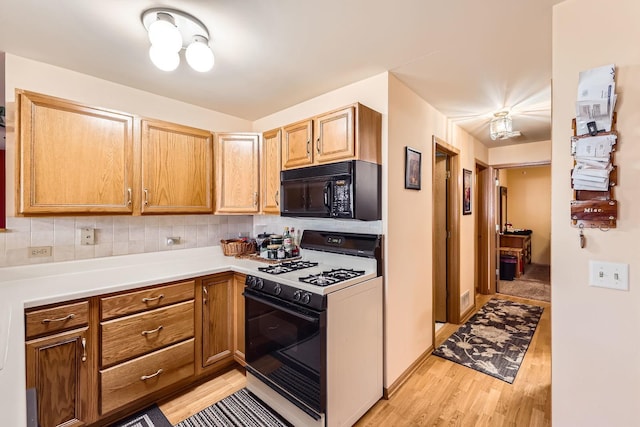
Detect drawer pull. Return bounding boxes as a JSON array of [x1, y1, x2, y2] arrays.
[[141, 294, 164, 303], [81, 338, 87, 362], [140, 368, 163, 381], [141, 325, 163, 336], [41, 314, 75, 324]]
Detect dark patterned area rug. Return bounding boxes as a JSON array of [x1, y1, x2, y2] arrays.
[[110, 404, 172, 427], [175, 388, 291, 427], [433, 298, 543, 384]]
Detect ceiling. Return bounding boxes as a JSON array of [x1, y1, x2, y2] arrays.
[[0, 0, 564, 148]]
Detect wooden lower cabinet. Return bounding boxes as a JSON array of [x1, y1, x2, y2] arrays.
[[25, 327, 94, 427], [100, 339, 195, 414], [26, 273, 246, 425], [233, 273, 246, 365], [199, 274, 234, 369]]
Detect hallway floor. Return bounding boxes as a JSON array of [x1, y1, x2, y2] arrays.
[[498, 263, 551, 302]]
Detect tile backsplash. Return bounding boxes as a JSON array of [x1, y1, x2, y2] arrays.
[[0, 215, 253, 267], [253, 216, 383, 238]]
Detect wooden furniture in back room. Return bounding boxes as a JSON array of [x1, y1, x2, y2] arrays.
[[499, 233, 532, 277]]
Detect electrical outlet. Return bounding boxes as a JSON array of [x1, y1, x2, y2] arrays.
[[29, 246, 52, 258], [81, 228, 95, 245], [589, 260, 629, 291]]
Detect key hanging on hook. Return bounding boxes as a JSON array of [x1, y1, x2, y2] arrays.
[[579, 224, 586, 248]]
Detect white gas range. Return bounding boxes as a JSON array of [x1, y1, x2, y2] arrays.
[[244, 230, 383, 427]]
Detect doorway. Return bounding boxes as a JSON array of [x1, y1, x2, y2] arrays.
[[432, 136, 461, 327], [475, 162, 490, 295], [495, 164, 551, 302]]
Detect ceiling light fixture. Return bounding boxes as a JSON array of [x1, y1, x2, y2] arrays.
[[142, 8, 214, 73], [490, 111, 521, 140]]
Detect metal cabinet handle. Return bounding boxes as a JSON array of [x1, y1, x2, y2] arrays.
[[81, 338, 87, 362], [275, 190, 279, 207], [41, 314, 75, 324], [306, 139, 311, 155], [140, 368, 163, 381], [143, 189, 149, 206], [203, 286, 208, 305], [253, 192, 258, 207], [141, 294, 164, 303], [141, 325, 163, 336], [127, 188, 132, 206], [316, 137, 321, 154]]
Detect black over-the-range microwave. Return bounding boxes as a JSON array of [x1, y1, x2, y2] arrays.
[[280, 160, 381, 221]]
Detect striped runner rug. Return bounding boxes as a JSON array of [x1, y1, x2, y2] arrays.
[[175, 388, 291, 427]]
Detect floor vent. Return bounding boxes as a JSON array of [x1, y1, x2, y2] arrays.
[[461, 290, 470, 309]]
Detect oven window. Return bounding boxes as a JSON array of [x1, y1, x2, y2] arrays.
[[245, 292, 326, 414]]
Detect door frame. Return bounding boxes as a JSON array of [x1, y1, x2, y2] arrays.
[[432, 136, 461, 325], [475, 160, 492, 295]]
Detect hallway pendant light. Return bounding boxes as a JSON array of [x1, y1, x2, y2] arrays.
[[142, 8, 215, 73], [490, 111, 521, 140]]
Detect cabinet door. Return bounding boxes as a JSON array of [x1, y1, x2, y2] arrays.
[[141, 119, 213, 214], [233, 274, 246, 365], [314, 106, 355, 164], [201, 275, 233, 367], [17, 90, 134, 214], [26, 327, 93, 427], [215, 133, 260, 213], [261, 129, 281, 214], [282, 119, 313, 170]]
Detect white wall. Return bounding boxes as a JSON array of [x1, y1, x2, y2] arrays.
[[552, 1, 640, 425], [489, 140, 551, 166]]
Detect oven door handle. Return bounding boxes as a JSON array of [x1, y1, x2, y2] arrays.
[[243, 290, 320, 323]]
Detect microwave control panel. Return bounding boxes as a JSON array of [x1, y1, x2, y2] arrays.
[[332, 179, 353, 217]]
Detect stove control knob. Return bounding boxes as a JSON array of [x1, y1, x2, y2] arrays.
[[247, 276, 256, 288], [255, 278, 264, 289], [274, 284, 282, 296], [301, 292, 311, 304], [293, 290, 302, 302]]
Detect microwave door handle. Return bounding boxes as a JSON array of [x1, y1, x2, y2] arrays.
[[323, 182, 332, 210]]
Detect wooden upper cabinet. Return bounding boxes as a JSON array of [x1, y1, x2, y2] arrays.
[[17, 90, 135, 214], [215, 133, 260, 214], [281, 103, 381, 170], [141, 119, 213, 214], [261, 128, 281, 214], [314, 106, 355, 163], [282, 119, 313, 169]]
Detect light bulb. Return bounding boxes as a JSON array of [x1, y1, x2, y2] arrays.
[[148, 14, 182, 52], [149, 45, 180, 71], [186, 37, 214, 72]]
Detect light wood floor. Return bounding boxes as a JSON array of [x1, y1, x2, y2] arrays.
[[159, 294, 551, 426]]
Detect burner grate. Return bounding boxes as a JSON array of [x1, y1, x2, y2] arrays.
[[298, 268, 366, 286], [258, 260, 318, 275]]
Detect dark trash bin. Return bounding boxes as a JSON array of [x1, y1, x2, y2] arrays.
[[500, 255, 517, 281]]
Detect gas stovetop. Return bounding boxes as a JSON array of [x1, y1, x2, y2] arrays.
[[298, 268, 366, 286], [258, 260, 319, 275]]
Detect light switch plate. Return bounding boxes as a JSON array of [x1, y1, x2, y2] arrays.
[[589, 260, 629, 291]]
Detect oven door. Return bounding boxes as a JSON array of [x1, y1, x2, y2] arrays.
[[244, 288, 326, 418]]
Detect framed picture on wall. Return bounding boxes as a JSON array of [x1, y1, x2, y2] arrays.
[[405, 147, 421, 190], [463, 168, 472, 215]]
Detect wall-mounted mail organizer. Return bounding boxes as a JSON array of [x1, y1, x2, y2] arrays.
[[570, 114, 618, 229]]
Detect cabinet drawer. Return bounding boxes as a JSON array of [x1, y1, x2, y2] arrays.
[[100, 338, 194, 415], [101, 280, 194, 320], [25, 301, 89, 339], [101, 301, 194, 366]]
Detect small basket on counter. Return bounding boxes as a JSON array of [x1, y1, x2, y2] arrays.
[[220, 239, 256, 256]]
